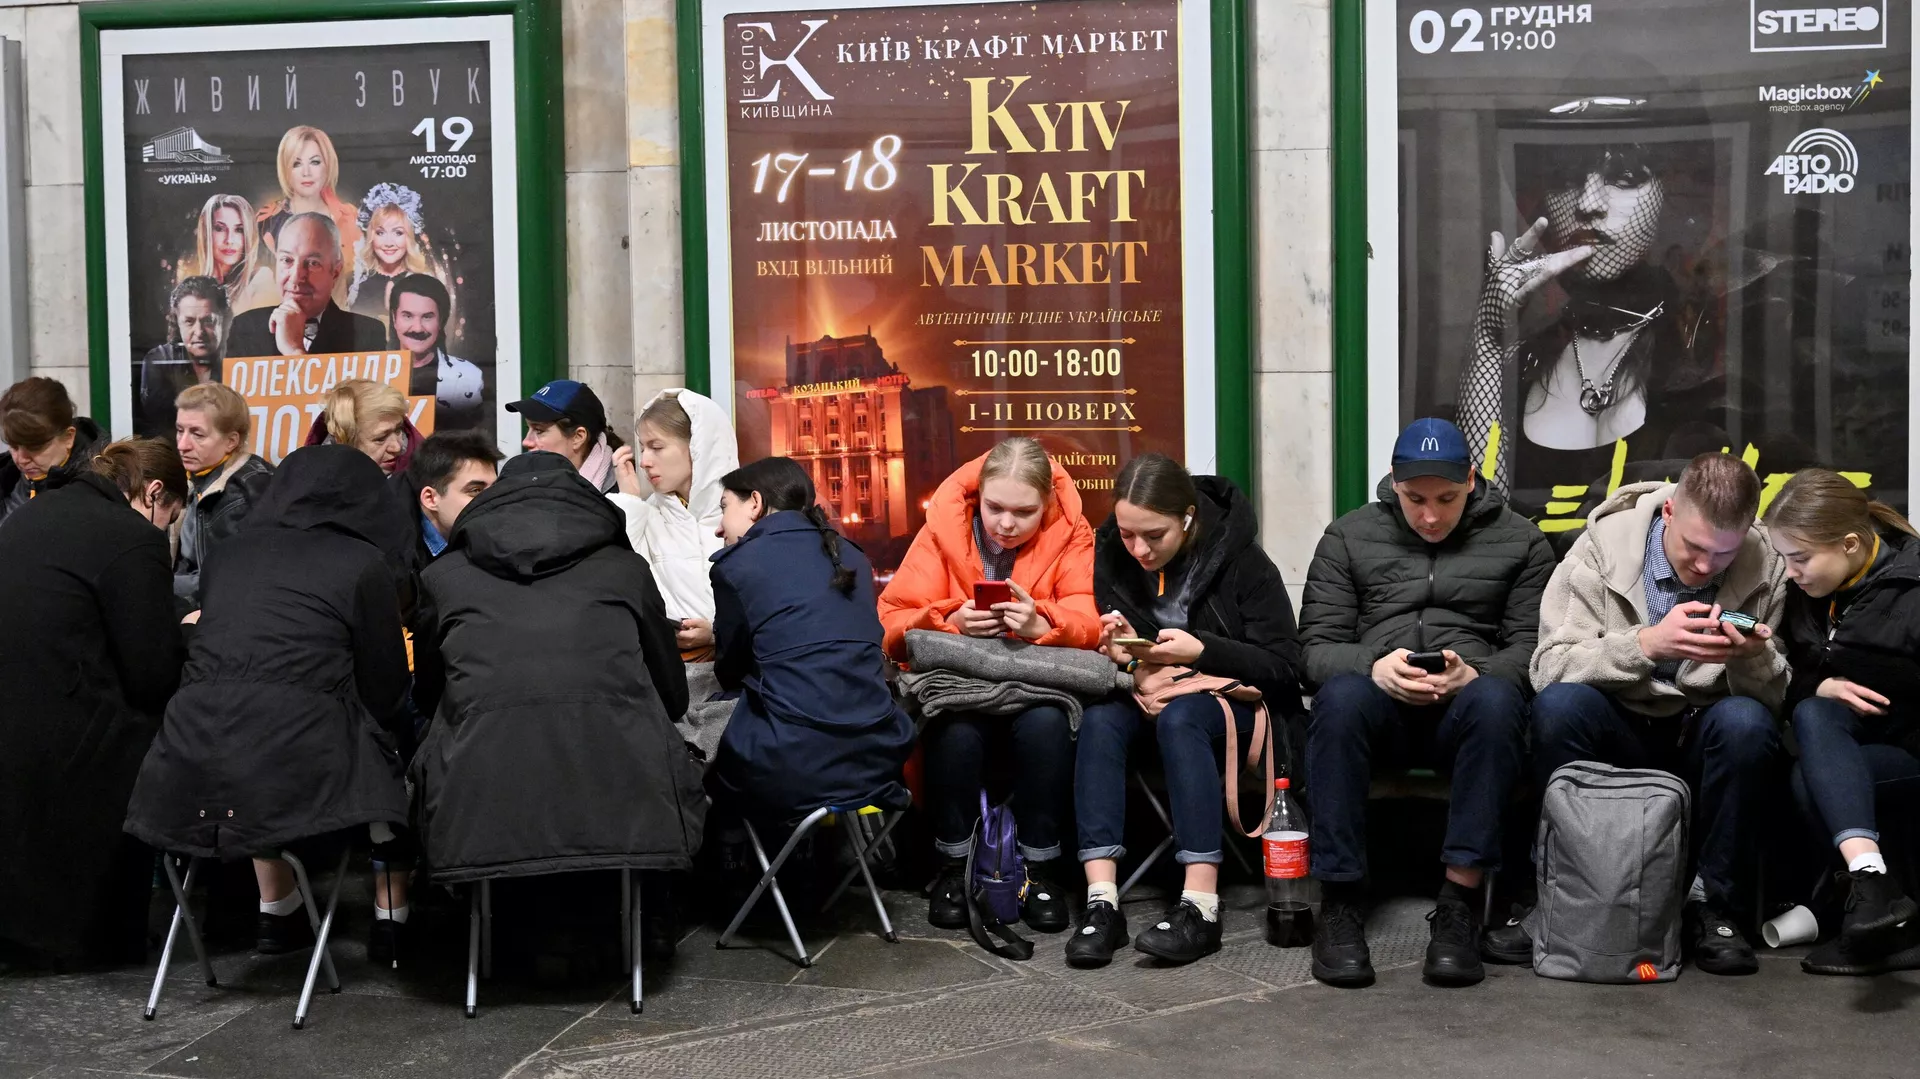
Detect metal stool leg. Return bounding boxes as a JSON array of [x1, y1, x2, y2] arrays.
[[465, 886, 480, 1019], [716, 808, 831, 967], [288, 848, 348, 1030], [627, 870, 644, 1014], [620, 868, 632, 968], [480, 878, 493, 979], [145, 855, 215, 1020], [824, 809, 906, 909], [1118, 776, 1178, 901], [839, 813, 896, 943]]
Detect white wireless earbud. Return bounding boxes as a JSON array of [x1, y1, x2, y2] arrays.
[[1183, 514, 1193, 531]]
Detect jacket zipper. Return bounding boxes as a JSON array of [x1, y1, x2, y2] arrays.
[[1416, 547, 1435, 652]]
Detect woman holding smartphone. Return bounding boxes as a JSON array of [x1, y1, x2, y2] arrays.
[[1069, 454, 1304, 967], [878, 436, 1100, 933], [1766, 469, 1920, 965]]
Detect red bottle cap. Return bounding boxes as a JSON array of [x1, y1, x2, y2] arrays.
[[1275, 778, 1290, 790]]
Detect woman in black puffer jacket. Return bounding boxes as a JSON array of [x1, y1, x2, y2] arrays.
[[1, 377, 107, 529]]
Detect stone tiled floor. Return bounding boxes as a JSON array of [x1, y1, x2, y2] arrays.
[[4, 880, 1918, 1079]]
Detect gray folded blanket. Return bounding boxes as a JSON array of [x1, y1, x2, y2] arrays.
[[897, 630, 1129, 732], [676, 661, 733, 764]]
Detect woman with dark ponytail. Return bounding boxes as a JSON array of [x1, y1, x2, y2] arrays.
[[705, 457, 914, 821]]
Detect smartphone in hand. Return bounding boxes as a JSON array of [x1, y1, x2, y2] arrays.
[[1405, 650, 1447, 674], [1717, 610, 1759, 632], [973, 580, 1013, 609]]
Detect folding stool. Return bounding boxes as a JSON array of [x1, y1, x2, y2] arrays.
[[464, 869, 643, 1018], [144, 846, 350, 1029], [715, 804, 903, 967], [1117, 770, 1256, 899]]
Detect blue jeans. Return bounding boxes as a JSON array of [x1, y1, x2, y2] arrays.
[[1305, 673, 1527, 882], [924, 705, 1073, 862], [1530, 683, 1780, 906], [1789, 696, 1920, 848], [1075, 693, 1258, 866]]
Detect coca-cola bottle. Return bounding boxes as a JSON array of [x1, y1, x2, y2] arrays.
[[1263, 777, 1314, 947]]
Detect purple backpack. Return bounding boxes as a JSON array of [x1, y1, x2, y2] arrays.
[[963, 790, 1034, 960]]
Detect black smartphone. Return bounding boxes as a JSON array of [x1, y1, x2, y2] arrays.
[[1405, 650, 1447, 674]]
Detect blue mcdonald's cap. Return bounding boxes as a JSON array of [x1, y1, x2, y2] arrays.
[[1391, 418, 1472, 484], [507, 379, 606, 436]]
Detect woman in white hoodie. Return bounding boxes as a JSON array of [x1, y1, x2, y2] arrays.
[[609, 388, 740, 659]]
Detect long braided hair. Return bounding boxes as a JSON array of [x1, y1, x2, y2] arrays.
[[721, 457, 855, 594]]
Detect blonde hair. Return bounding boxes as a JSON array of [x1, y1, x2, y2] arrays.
[[181, 193, 260, 297], [348, 204, 438, 307], [175, 382, 251, 442], [980, 436, 1053, 500], [639, 392, 692, 443], [322, 379, 406, 447], [275, 125, 340, 201], [1765, 468, 1920, 546]]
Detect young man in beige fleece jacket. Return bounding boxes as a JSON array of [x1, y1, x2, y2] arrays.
[[1496, 453, 1788, 975]]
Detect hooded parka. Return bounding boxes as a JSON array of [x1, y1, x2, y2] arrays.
[[410, 453, 703, 882], [123, 445, 414, 858], [607, 388, 740, 624], [1781, 529, 1920, 742], [0, 471, 184, 967]]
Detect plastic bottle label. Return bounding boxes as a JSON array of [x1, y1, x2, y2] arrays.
[[1263, 830, 1308, 879]]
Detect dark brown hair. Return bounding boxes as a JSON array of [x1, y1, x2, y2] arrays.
[[1, 377, 77, 450], [720, 457, 854, 594], [1113, 453, 1199, 521], [1675, 452, 1761, 532], [1764, 467, 1920, 546], [92, 438, 188, 506]]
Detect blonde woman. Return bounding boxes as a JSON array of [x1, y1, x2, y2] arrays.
[[172, 383, 274, 605], [348, 183, 449, 322], [257, 125, 361, 298], [301, 379, 422, 477], [178, 194, 276, 313]]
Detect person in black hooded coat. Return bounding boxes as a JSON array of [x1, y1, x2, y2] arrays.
[[1068, 454, 1305, 970], [0, 439, 187, 968], [124, 444, 414, 945], [409, 452, 702, 885]]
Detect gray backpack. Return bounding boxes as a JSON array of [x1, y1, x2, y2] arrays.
[[1525, 761, 1691, 983]]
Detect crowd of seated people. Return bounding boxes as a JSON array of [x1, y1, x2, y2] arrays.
[[2, 371, 1915, 993]]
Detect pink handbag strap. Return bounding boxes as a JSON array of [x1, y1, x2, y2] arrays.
[[1218, 696, 1275, 839]]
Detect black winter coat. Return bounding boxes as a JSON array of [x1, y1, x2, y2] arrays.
[[0, 472, 184, 967], [0, 417, 106, 529], [173, 452, 275, 605], [1782, 530, 1920, 747], [707, 511, 914, 819], [1300, 475, 1556, 691], [124, 446, 414, 859], [1094, 476, 1304, 710], [410, 453, 702, 883]]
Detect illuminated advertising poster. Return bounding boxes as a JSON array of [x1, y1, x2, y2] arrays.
[[96, 17, 522, 460], [698, 0, 1222, 573], [1366, 0, 1915, 532]]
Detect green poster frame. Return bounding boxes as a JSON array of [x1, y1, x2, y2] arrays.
[[78, 0, 566, 425], [673, 0, 1256, 494], [1330, 0, 1367, 515]]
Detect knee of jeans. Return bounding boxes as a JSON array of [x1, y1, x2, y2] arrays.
[[1529, 682, 1602, 743], [1077, 699, 1135, 743], [1309, 674, 1381, 739], [1702, 698, 1781, 764], [1016, 705, 1075, 747], [1154, 694, 1220, 739], [1791, 696, 1847, 739], [1456, 676, 1527, 732]]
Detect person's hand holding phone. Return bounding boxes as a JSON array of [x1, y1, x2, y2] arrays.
[[1637, 601, 1733, 664], [676, 617, 714, 650], [1706, 603, 1774, 659], [1372, 648, 1440, 705], [1141, 628, 1204, 666], [1817, 676, 1889, 716], [948, 600, 1005, 638], [1099, 610, 1137, 665], [995, 580, 1052, 642], [1420, 649, 1478, 701]]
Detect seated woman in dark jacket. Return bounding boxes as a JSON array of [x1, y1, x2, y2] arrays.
[[1069, 453, 1304, 970], [125, 445, 415, 957], [0, 438, 187, 968], [171, 382, 274, 607], [1766, 468, 1920, 970], [705, 457, 913, 820]]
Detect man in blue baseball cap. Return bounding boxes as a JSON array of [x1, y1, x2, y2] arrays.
[[508, 380, 619, 493], [1297, 417, 1556, 990]]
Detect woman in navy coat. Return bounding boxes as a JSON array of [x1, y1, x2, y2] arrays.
[[705, 457, 913, 819]]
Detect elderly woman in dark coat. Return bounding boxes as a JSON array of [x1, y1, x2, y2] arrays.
[[0, 438, 188, 968], [124, 445, 415, 954]]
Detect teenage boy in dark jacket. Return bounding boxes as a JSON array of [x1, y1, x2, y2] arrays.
[[1299, 418, 1556, 990]]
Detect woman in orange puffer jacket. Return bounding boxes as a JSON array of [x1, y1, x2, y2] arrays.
[[878, 436, 1099, 934]]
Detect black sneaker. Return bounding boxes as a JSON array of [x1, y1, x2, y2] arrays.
[[256, 909, 314, 955], [1842, 870, 1918, 945], [1423, 893, 1485, 986], [1480, 903, 1534, 965], [927, 861, 968, 930], [1133, 899, 1222, 965], [1686, 901, 1758, 975], [368, 918, 407, 967], [1065, 900, 1130, 968], [1311, 894, 1374, 988], [1022, 862, 1070, 933], [1803, 920, 1920, 976]]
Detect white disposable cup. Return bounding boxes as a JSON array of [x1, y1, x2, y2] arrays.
[[1762, 904, 1819, 948]]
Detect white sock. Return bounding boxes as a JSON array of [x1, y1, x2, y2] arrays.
[[1181, 889, 1220, 923], [1848, 852, 1888, 875], [260, 893, 304, 917], [1687, 875, 1707, 905], [375, 904, 411, 924], [1086, 881, 1119, 908]]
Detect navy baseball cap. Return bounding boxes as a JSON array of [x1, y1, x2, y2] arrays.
[[508, 379, 606, 438], [1391, 418, 1472, 484]]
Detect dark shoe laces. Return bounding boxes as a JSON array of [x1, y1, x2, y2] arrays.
[[1426, 899, 1477, 946], [1322, 900, 1366, 947]]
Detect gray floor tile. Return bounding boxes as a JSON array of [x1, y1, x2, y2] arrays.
[[0, 972, 256, 1074], [146, 992, 576, 1079], [793, 935, 1004, 993], [588, 973, 884, 1028]]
